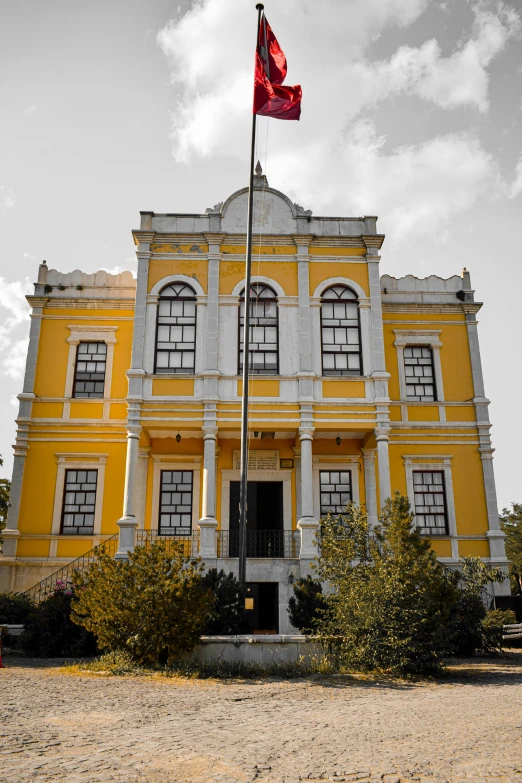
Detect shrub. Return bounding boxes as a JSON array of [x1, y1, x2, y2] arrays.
[[288, 576, 327, 634], [71, 539, 213, 665], [201, 569, 245, 635], [481, 608, 517, 654], [21, 582, 97, 657], [0, 591, 34, 624], [443, 557, 505, 657], [316, 493, 455, 676]]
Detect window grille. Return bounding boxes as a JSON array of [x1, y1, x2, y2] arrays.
[[239, 283, 279, 374], [319, 470, 352, 517], [321, 286, 362, 375], [61, 469, 98, 535], [73, 342, 107, 398], [155, 283, 196, 374], [159, 470, 193, 535], [413, 470, 448, 535], [404, 346, 436, 401]]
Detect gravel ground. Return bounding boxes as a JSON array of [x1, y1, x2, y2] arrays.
[[1, 654, 522, 783]]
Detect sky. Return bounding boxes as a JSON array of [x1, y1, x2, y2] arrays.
[[0, 0, 521, 509]]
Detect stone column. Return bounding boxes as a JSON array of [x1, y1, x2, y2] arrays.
[[376, 429, 391, 509], [362, 448, 378, 528], [2, 278, 46, 558], [198, 430, 218, 559], [115, 428, 140, 559], [297, 429, 319, 558], [295, 235, 315, 399]]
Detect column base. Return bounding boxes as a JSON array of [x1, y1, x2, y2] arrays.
[[197, 517, 218, 559], [115, 515, 139, 560], [487, 529, 508, 561], [0, 529, 20, 558], [297, 517, 319, 559]]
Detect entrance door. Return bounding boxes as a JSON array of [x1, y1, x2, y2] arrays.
[[229, 481, 284, 557], [244, 582, 279, 634]]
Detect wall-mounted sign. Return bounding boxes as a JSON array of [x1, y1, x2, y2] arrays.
[[280, 458, 294, 469]]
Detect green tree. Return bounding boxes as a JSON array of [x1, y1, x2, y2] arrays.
[[0, 455, 11, 550], [201, 569, 245, 635], [288, 576, 327, 634], [316, 493, 454, 676], [71, 539, 213, 665], [500, 503, 522, 594]]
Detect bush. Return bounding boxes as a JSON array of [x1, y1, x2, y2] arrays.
[[0, 591, 34, 624], [443, 557, 505, 657], [71, 540, 213, 665], [21, 582, 97, 657], [201, 569, 245, 635], [316, 493, 455, 676], [481, 608, 517, 654], [288, 576, 327, 633]]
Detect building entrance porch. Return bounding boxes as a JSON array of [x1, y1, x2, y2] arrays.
[[229, 481, 284, 558]]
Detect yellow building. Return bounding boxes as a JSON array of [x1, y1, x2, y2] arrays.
[[0, 168, 509, 631]]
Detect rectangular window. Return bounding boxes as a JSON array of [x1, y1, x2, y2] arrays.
[[159, 470, 193, 535], [155, 298, 196, 374], [73, 342, 107, 398], [413, 471, 448, 535], [61, 469, 98, 535], [319, 470, 352, 517], [404, 346, 436, 401]]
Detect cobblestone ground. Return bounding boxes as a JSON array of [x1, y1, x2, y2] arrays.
[[1, 655, 522, 783]]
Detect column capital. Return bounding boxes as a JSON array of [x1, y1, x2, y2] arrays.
[[375, 428, 389, 442], [299, 428, 314, 441], [361, 447, 377, 459], [202, 429, 218, 441]]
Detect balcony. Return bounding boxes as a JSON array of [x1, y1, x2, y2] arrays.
[[217, 530, 300, 559]]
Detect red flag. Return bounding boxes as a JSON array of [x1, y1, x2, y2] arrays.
[[253, 14, 301, 121]]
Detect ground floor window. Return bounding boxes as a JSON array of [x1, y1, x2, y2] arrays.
[[413, 470, 448, 535], [319, 470, 352, 517], [159, 470, 193, 535], [61, 469, 98, 535]]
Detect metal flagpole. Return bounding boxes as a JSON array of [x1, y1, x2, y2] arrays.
[[238, 2, 264, 591]]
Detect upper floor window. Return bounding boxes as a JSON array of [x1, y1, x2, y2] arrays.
[[155, 283, 196, 374], [73, 342, 107, 398], [404, 346, 436, 401], [321, 286, 362, 376], [159, 469, 193, 535], [239, 283, 279, 375], [413, 470, 448, 535], [61, 469, 98, 535], [319, 470, 352, 517]]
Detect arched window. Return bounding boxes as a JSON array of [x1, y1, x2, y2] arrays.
[[155, 283, 197, 374], [321, 285, 362, 376], [239, 283, 279, 375]]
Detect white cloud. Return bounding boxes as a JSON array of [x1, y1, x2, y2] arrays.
[[157, 0, 521, 243], [0, 278, 32, 380], [24, 105, 37, 114], [508, 152, 522, 198], [0, 187, 15, 210]]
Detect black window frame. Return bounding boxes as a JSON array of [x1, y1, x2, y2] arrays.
[[72, 341, 107, 399], [60, 468, 98, 535], [403, 345, 437, 401], [158, 469, 194, 536], [320, 285, 363, 377], [412, 470, 449, 536], [319, 470, 353, 517], [154, 283, 197, 375], [238, 282, 279, 376]]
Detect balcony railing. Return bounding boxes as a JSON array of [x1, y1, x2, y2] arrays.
[[217, 530, 300, 559], [136, 529, 199, 558]]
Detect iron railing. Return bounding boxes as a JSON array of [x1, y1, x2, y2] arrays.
[[217, 529, 300, 558], [23, 534, 119, 604], [136, 529, 199, 558]]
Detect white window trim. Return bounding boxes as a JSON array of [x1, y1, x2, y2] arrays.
[[151, 458, 201, 534], [311, 276, 372, 379], [393, 330, 444, 404], [51, 453, 108, 538], [220, 469, 293, 532], [312, 459, 360, 522], [145, 276, 206, 378], [403, 454, 458, 560], [64, 326, 118, 419]]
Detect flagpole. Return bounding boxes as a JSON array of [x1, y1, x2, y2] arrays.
[[238, 2, 264, 592]]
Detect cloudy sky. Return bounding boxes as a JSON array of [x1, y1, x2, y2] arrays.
[[1, 0, 521, 508]]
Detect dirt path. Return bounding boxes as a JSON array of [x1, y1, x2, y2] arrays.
[[1, 655, 522, 783]]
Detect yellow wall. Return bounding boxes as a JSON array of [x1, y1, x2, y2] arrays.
[[219, 260, 298, 296], [148, 257, 208, 293], [309, 262, 369, 296]]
